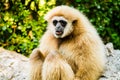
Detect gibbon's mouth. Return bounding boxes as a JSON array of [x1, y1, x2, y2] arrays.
[[55, 31, 63, 35]]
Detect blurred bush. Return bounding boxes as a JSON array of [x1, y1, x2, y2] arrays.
[[0, 0, 120, 56], [0, 0, 55, 56]]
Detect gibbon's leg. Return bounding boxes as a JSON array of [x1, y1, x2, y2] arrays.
[[29, 48, 44, 80], [42, 51, 74, 80], [74, 57, 104, 80], [74, 68, 100, 80]]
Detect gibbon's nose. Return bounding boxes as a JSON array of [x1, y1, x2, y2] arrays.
[[56, 25, 63, 32], [55, 26, 63, 35], [56, 26, 61, 29], [56, 23, 61, 29]]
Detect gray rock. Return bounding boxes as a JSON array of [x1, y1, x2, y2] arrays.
[[0, 48, 29, 80], [100, 50, 120, 80], [0, 43, 120, 80]]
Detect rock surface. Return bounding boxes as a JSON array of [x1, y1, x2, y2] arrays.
[[0, 43, 120, 80], [100, 50, 120, 80], [0, 48, 29, 80]]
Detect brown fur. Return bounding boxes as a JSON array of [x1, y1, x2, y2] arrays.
[[30, 5, 106, 80], [29, 48, 44, 80], [42, 51, 74, 80]]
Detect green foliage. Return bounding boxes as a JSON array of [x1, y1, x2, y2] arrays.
[[56, 0, 120, 49], [75, 1, 120, 49], [0, 0, 120, 56], [0, 0, 55, 56]]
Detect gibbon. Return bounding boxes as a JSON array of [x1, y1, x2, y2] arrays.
[[30, 5, 106, 80]]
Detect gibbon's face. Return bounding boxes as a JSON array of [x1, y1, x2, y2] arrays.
[[50, 16, 74, 38]]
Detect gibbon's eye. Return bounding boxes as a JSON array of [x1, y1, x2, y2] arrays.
[[53, 20, 58, 26], [59, 20, 67, 27]]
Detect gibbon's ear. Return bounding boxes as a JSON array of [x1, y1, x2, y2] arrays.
[[72, 20, 77, 26]]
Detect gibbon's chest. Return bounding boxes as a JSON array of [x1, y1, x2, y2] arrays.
[[58, 37, 78, 57], [59, 39, 74, 56], [59, 41, 79, 72]]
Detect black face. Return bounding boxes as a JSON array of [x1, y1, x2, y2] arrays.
[[53, 19, 67, 36]]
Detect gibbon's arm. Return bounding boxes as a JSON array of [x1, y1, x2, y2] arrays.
[[39, 30, 59, 57], [29, 48, 44, 80]]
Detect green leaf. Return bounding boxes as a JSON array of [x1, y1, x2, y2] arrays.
[[2, 26, 7, 31], [76, 0, 81, 2]]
